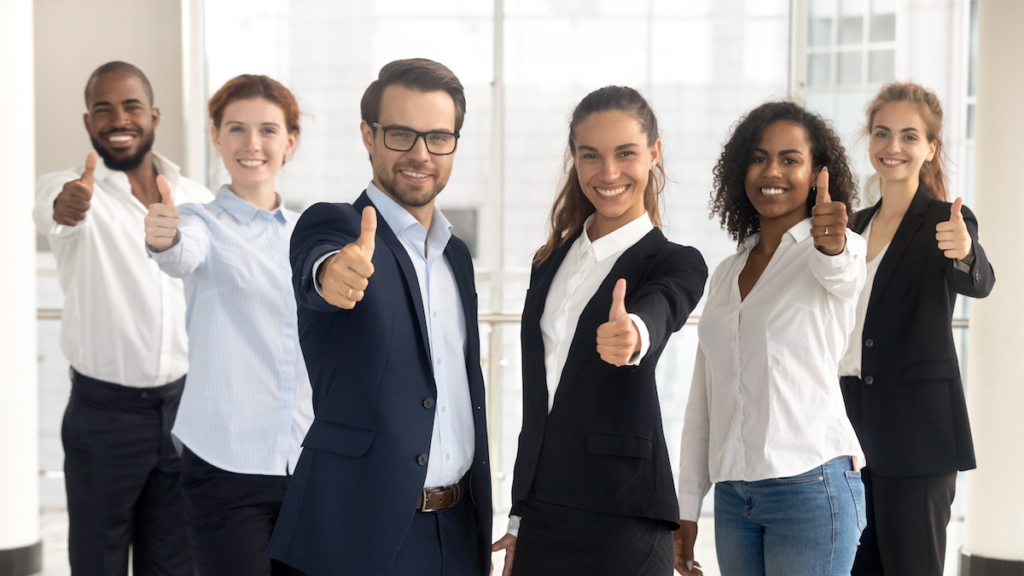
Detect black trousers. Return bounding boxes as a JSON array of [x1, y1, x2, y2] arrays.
[[851, 467, 957, 576], [62, 369, 191, 576], [179, 446, 305, 576], [378, 488, 481, 576], [512, 498, 674, 576]]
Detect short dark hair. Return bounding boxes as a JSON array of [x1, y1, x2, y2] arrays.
[[84, 61, 155, 107], [360, 58, 466, 133], [711, 101, 858, 244]]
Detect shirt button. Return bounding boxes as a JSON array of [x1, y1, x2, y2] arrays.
[[141, 391, 149, 398], [864, 376, 874, 385], [865, 338, 874, 348], [423, 398, 435, 409], [735, 437, 741, 444], [446, 454, 451, 461], [441, 406, 447, 413], [417, 454, 428, 466], [433, 311, 438, 317], [436, 358, 442, 365]]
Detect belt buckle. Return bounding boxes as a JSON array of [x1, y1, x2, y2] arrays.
[[420, 487, 441, 513]]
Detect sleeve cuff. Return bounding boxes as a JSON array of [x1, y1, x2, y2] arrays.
[[627, 313, 650, 366], [506, 515, 521, 537], [313, 250, 340, 297]]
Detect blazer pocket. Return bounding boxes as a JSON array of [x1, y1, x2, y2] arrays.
[[302, 419, 375, 457], [586, 432, 653, 459], [901, 361, 960, 383]]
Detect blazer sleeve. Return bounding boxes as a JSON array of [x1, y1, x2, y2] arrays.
[[629, 244, 708, 352], [947, 205, 995, 298], [290, 202, 362, 313]]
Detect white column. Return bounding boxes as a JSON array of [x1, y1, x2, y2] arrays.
[[0, 0, 41, 574], [962, 0, 1024, 571]]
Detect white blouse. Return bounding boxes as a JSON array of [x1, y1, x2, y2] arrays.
[[677, 218, 866, 522], [838, 219, 890, 377]]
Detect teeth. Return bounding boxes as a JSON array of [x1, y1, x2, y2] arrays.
[[108, 134, 133, 142], [402, 170, 428, 178], [761, 187, 785, 196], [239, 160, 265, 167], [882, 159, 903, 166], [597, 185, 626, 197]]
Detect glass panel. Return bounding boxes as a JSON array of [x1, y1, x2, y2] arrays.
[[969, 0, 979, 96], [838, 51, 862, 84], [868, 49, 895, 83], [967, 104, 976, 139], [869, 13, 895, 42], [808, 53, 832, 87], [809, 17, 832, 46], [805, 90, 833, 117], [839, 16, 863, 44]]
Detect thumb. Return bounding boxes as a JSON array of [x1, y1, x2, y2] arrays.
[[357, 206, 377, 257], [156, 175, 175, 207], [609, 278, 627, 322], [81, 152, 98, 189], [816, 166, 831, 204], [950, 197, 963, 222]]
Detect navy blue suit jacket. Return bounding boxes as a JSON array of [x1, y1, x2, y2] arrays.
[[268, 192, 492, 576]]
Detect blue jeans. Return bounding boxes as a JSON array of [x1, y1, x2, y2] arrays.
[[714, 456, 866, 576]]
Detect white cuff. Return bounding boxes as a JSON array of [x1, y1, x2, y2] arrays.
[[506, 515, 521, 537], [626, 313, 650, 366], [313, 250, 340, 297]]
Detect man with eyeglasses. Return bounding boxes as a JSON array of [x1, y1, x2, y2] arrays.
[[269, 58, 492, 576]]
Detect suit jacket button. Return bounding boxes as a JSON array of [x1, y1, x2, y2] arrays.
[[864, 376, 874, 385], [974, 271, 980, 282], [865, 338, 874, 348], [423, 398, 435, 409], [417, 453, 429, 466]]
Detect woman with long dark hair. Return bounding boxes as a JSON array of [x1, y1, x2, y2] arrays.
[[675, 101, 867, 576], [492, 86, 707, 576], [840, 82, 995, 576]]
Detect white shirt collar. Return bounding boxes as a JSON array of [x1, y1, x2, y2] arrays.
[[575, 212, 654, 263], [739, 217, 813, 252]]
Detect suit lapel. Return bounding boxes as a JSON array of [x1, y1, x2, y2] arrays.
[[865, 187, 931, 315], [354, 193, 432, 365], [444, 239, 485, 408], [550, 229, 662, 413]]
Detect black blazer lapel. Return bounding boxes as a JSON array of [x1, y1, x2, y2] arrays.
[[866, 187, 932, 316], [445, 238, 484, 408], [550, 229, 661, 413], [354, 193, 432, 365]]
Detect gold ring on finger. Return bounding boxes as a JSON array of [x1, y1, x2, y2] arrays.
[[347, 288, 353, 298], [825, 227, 829, 236]]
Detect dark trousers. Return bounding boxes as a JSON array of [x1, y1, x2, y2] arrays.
[[378, 490, 481, 576], [62, 369, 191, 576], [851, 468, 957, 576], [512, 498, 674, 576], [179, 446, 305, 576]]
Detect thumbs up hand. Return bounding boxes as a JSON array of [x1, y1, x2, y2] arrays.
[[596, 279, 640, 367], [144, 175, 180, 252], [319, 206, 377, 309], [935, 197, 973, 261], [53, 152, 98, 226], [810, 166, 848, 256]]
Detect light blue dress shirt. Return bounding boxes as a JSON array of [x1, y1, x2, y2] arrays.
[[150, 185, 314, 476]]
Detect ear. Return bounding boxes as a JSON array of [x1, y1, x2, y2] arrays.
[[82, 112, 90, 132], [151, 106, 161, 128], [649, 139, 662, 168], [360, 120, 375, 155], [285, 131, 299, 157], [210, 124, 222, 153], [926, 138, 937, 162]]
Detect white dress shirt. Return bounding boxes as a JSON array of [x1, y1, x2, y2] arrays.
[[315, 183, 475, 488], [677, 218, 866, 522], [507, 212, 653, 537], [149, 186, 314, 475], [839, 220, 890, 377], [33, 153, 213, 387]]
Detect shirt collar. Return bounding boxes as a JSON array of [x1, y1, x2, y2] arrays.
[[738, 217, 813, 252], [575, 212, 654, 263], [215, 185, 287, 225], [92, 151, 182, 185], [366, 181, 452, 252]]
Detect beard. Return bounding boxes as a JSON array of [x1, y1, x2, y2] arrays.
[[90, 128, 155, 172], [372, 155, 450, 209]]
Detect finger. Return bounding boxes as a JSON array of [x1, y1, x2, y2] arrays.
[[608, 278, 627, 322], [80, 152, 97, 189], [816, 166, 830, 204], [157, 175, 175, 207], [357, 206, 377, 257], [950, 197, 963, 222]]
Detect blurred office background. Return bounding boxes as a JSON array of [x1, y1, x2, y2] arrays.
[[4, 0, 1018, 574]]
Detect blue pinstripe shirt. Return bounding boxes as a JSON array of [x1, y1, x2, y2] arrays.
[[150, 186, 314, 475]]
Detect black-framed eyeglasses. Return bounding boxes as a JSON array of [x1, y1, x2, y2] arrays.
[[372, 123, 460, 155]]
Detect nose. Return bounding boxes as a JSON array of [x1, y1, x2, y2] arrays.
[[884, 138, 901, 154], [599, 158, 619, 181], [406, 134, 431, 162], [111, 106, 129, 127], [764, 158, 782, 178], [246, 129, 261, 152]]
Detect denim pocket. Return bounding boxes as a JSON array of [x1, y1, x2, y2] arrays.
[[774, 469, 825, 484], [845, 470, 867, 531]]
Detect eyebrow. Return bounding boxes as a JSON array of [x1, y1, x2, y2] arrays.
[[91, 98, 144, 108], [381, 123, 454, 133], [577, 143, 640, 152], [224, 120, 282, 127], [873, 125, 921, 134], [752, 147, 803, 155]]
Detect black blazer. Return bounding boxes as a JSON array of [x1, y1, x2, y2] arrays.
[[841, 186, 995, 477], [510, 227, 707, 527], [268, 193, 491, 576]]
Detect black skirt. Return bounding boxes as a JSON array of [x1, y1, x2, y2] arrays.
[[511, 498, 674, 576]]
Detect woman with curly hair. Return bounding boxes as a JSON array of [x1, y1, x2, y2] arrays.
[[674, 101, 867, 576]]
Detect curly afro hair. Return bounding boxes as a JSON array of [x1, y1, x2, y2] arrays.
[[710, 101, 858, 244]]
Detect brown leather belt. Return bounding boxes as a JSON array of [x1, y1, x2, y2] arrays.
[[416, 477, 465, 512]]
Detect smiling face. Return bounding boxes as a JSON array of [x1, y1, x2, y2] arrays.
[[211, 97, 297, 192], [744, 120, 816, 226], [361, 85, 456, 210], [869, 101, 937, 188], [84, 71, 159, 171], [573, 110, 660, 236]]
